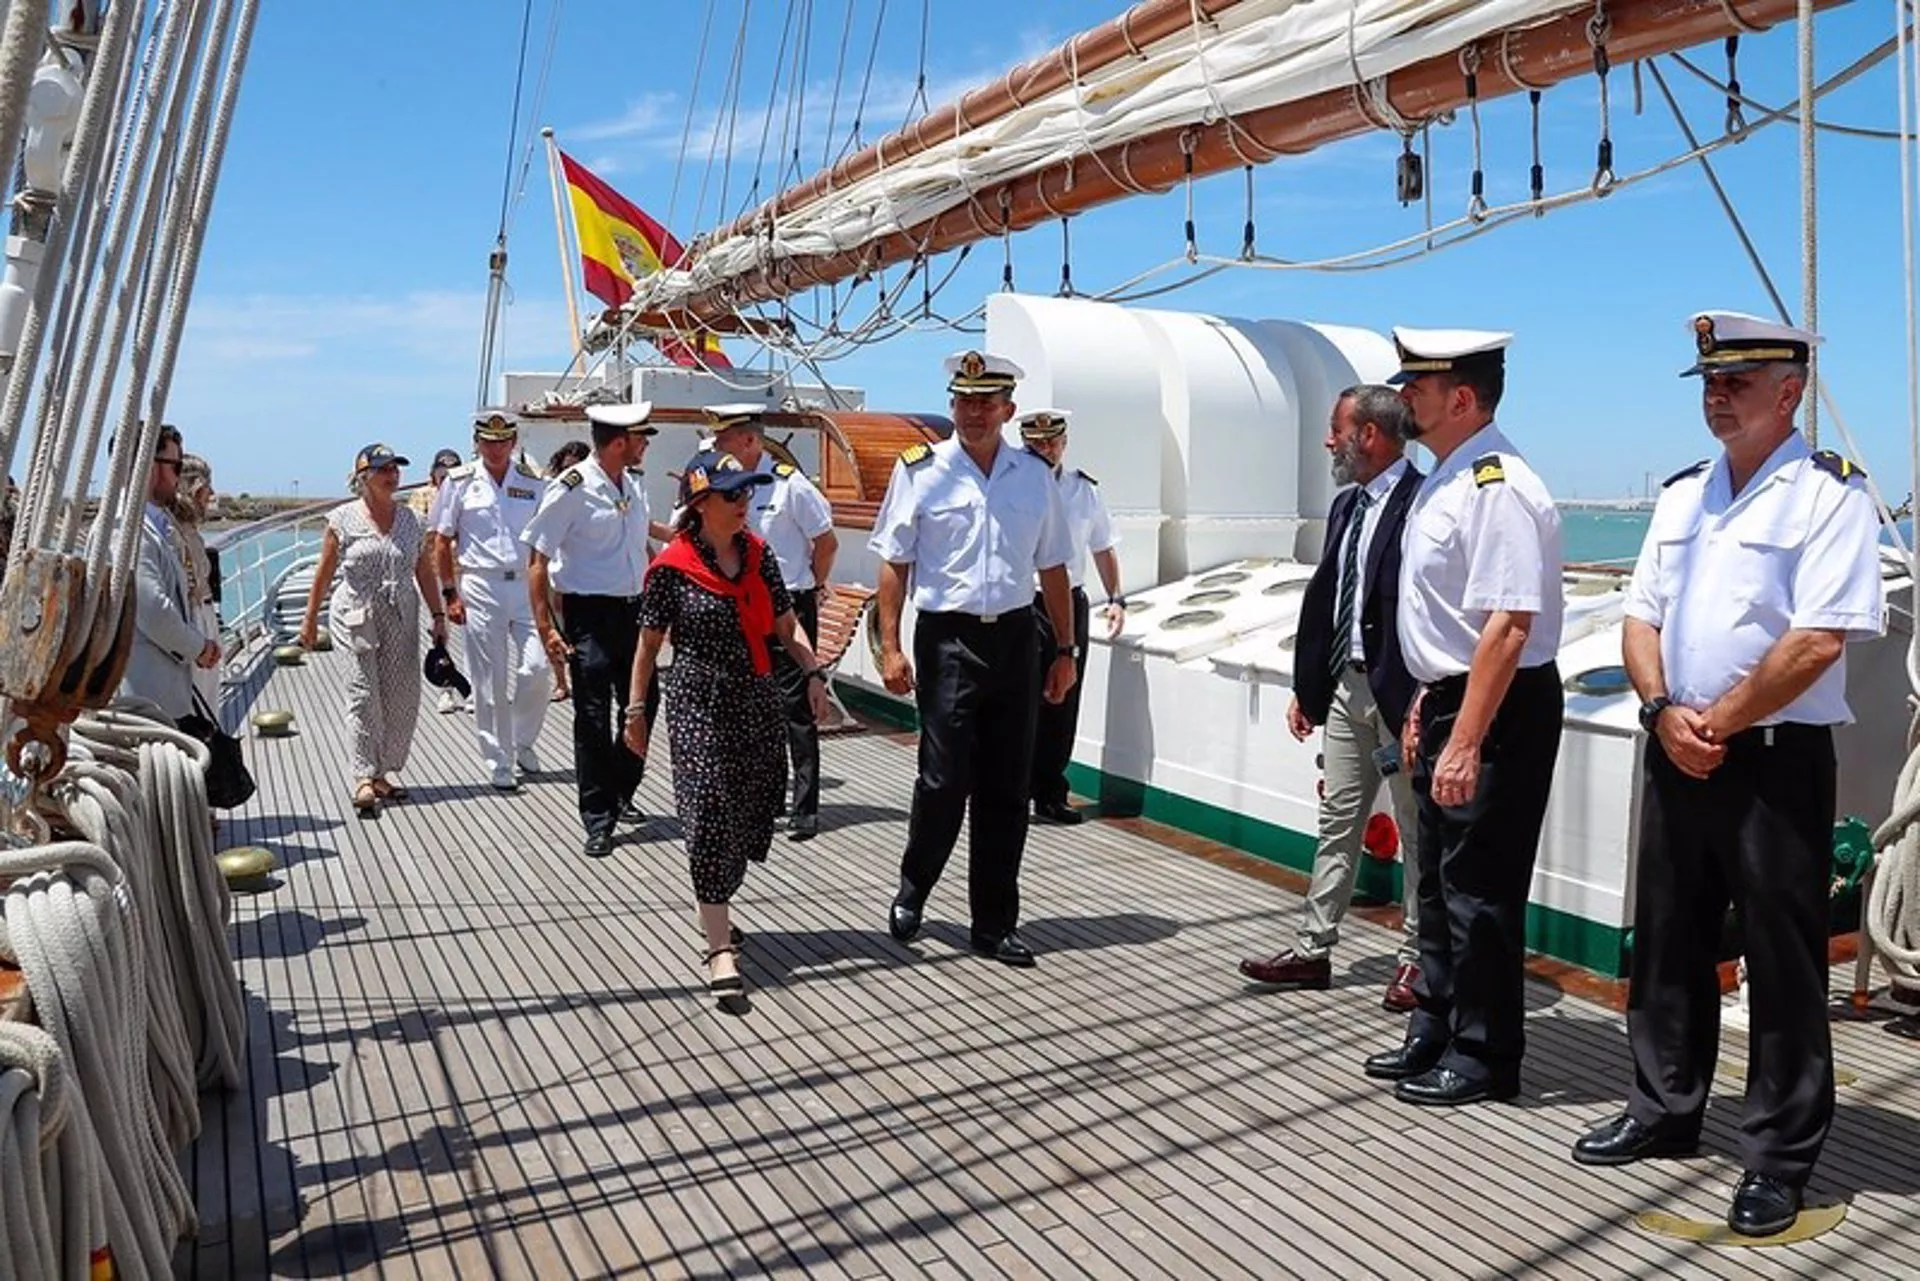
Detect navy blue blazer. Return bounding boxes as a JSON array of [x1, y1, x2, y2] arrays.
[[1293, 464, 1422, 735]]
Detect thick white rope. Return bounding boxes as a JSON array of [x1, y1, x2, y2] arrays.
[[49, 762, 200, 1148], [0, 1021, 99, 1281], [0, 5, 53, 241], [1800, 0, 1818, 446], [1, 841, 192, 1280], [0, 0, 138, 551]]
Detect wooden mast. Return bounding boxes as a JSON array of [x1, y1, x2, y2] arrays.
[[658, 0, 1840, 324]]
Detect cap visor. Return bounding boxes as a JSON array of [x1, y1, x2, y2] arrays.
[[1384, 370, 1418, 386], [1680, 359, 1766, 378]]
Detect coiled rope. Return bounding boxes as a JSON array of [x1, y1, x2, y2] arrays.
[[0, 840, 192, 1280], [1867, 716, 1920, 984], [0, 1021, 100, 1281], [71, 707, 245, 1092]]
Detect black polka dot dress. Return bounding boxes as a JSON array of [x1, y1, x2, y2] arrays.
[[640, 532, 792, 905]]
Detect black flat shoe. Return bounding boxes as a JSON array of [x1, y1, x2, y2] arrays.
[[888, 896, 923, 943], [1571, 1114, 1700, 1167], [970, 929, 1037, 967], [618, 801, 647, 825], [1393, 1065, 1519, 1107], [706, 946, 744, 997], [1728, 1172, 1801, 1237], [787, 813, 818, 841], [1363, 1035, 1446, 1081], [1033, 801, 1085, 825], [583, 832, 614, 858]]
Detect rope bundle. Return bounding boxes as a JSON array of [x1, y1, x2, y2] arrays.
[[1868, 736, 1920, 983], [0, 841, 192, 1280], [0, 1021, 99, 1281]]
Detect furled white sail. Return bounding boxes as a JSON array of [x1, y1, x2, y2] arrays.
[[638, 0, 1586, 313]]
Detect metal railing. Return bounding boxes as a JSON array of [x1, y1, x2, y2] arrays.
[[205, 498, 338, 660]]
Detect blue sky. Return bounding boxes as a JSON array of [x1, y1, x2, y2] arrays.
[[171, 1, 1912, 502]]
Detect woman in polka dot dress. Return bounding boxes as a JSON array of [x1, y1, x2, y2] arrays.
[[625, 450, 831, 999]]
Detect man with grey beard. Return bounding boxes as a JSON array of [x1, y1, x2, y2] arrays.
[[1238, 385, 1427, 1012]]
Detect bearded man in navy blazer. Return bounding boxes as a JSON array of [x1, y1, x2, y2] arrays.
[[1239, 384, 1427, 1011]]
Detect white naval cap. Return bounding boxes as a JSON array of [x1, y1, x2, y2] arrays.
[[473, 408, 519, 440], [1681, 310, 1822, 377], [1017, 408, 1072, 438], [702, 402, 769, 429], [944, 348, 1024, 395], [585, 400, 657, 434], [1386, 326, 1513, 385]]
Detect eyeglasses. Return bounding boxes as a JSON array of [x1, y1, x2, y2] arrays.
[[721, 489, 752, 504]]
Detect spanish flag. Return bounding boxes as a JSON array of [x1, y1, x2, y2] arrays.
[[559, 150, 730, 369]]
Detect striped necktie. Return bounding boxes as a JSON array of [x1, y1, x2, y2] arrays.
[[1330, 488, 1372, 680]]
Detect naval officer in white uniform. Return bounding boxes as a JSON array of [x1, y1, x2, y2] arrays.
[[1363, 327, 1566, 1108], [1571, 312, 1884, 1238], [708, 403, 839, 840], [870, 350, 1078, 967], [430, 410, 551, 790], [1015, 409, 1124, 825], [523, 402, 670, 857]]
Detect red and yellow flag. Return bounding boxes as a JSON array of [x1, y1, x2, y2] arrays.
[[559, 150, 730, 369]]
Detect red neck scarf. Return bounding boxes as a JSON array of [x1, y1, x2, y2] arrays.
[[648, 530, 776, 675]]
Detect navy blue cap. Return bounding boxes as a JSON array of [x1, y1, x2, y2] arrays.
[[353, 442, 409, 474], [422, 641, 471, 698], [676, 448, 772, 509]]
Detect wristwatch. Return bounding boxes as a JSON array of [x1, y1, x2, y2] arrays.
[[1638, 695, 1674, 733], [1054, 643, 1075, 658], [440, 585, 458, 603]]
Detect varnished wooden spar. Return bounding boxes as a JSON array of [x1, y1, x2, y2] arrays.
[[699, 0, 1253, 252], [661, 0, 1838, 322]]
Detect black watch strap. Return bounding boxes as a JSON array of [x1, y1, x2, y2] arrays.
[[1639, 695, 1673, 732]]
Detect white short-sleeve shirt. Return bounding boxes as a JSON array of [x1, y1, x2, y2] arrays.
[[1398, 425, 1565, 682], [1048, 464, 1118, 591], [869, 437, 1072, 616], [1623, 430, 1884, 725], [746, 453, 834, 590], [519, 456, 652, 597], [432, 460, 547, 573]]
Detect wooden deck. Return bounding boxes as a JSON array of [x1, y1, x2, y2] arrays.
[[178, 642, 1920, 1279]]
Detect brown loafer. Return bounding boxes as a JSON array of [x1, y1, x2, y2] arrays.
[[1237, 950, 1331, 989], [1383, 963, 1419, 1013]]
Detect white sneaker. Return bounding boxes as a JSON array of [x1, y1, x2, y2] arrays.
[[516, 748, 540, 775], [490, 767, 519, 792], [437, 689, 461, 714]]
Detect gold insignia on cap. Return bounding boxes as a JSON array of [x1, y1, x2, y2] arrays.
[[960, 351, 986, 380], [1694, 315, 1716, 356], [688, 467, 710, 494]]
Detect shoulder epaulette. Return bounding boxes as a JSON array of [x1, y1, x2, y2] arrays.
[[1076, 468, 1098, 485], [514, 458, 542, 479], [1661, 459, 1710, 488], [1471, 453, 1506, 487], [1810, 449, 1864, 482], [773, 461, 798, 479], [900, 443, 933, 467], [447, 463, 475, 481], [558, 467, 584, 490]]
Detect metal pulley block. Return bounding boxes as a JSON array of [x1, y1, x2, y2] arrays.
[[1396, 147, 1423, 206], [0, 548, 88, 702]]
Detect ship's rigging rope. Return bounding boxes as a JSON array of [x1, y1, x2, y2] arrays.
[[2, 841, 194, 1280], [0, 1021, 98, 1281]]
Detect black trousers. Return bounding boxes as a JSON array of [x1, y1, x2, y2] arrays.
[[899, 607, 1040, 937], [1030, 587, 1090, 808], [769, 587, 821, 818], [1626, 723, 1836, 1184], [561, 593, 660, 838], [1409, 662, 1563, 1081]]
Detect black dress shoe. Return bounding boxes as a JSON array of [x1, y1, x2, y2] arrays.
[[618, 801, 647, 825], [583, 832, 614, 858], [971, 929, 1037, 967], [1033, 801, 1085, 826], [787, 813, 818, 841], [888, 896, 923, 943], [1728, 1172, 1801, 1237], [1394, 1065, 1519, 1107], [1570, 1114, 1700, 1167], [1362, 1035, 1446, 1081]]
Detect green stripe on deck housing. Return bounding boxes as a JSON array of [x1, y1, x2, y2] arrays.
[[836, 681, 1628, 977]]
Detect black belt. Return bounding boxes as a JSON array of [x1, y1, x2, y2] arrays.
[[920, 605, 1032, 626], [1724, 722, 1831, 748], [1426, 661, 1558, 701], [560, 591, 641, 606]]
